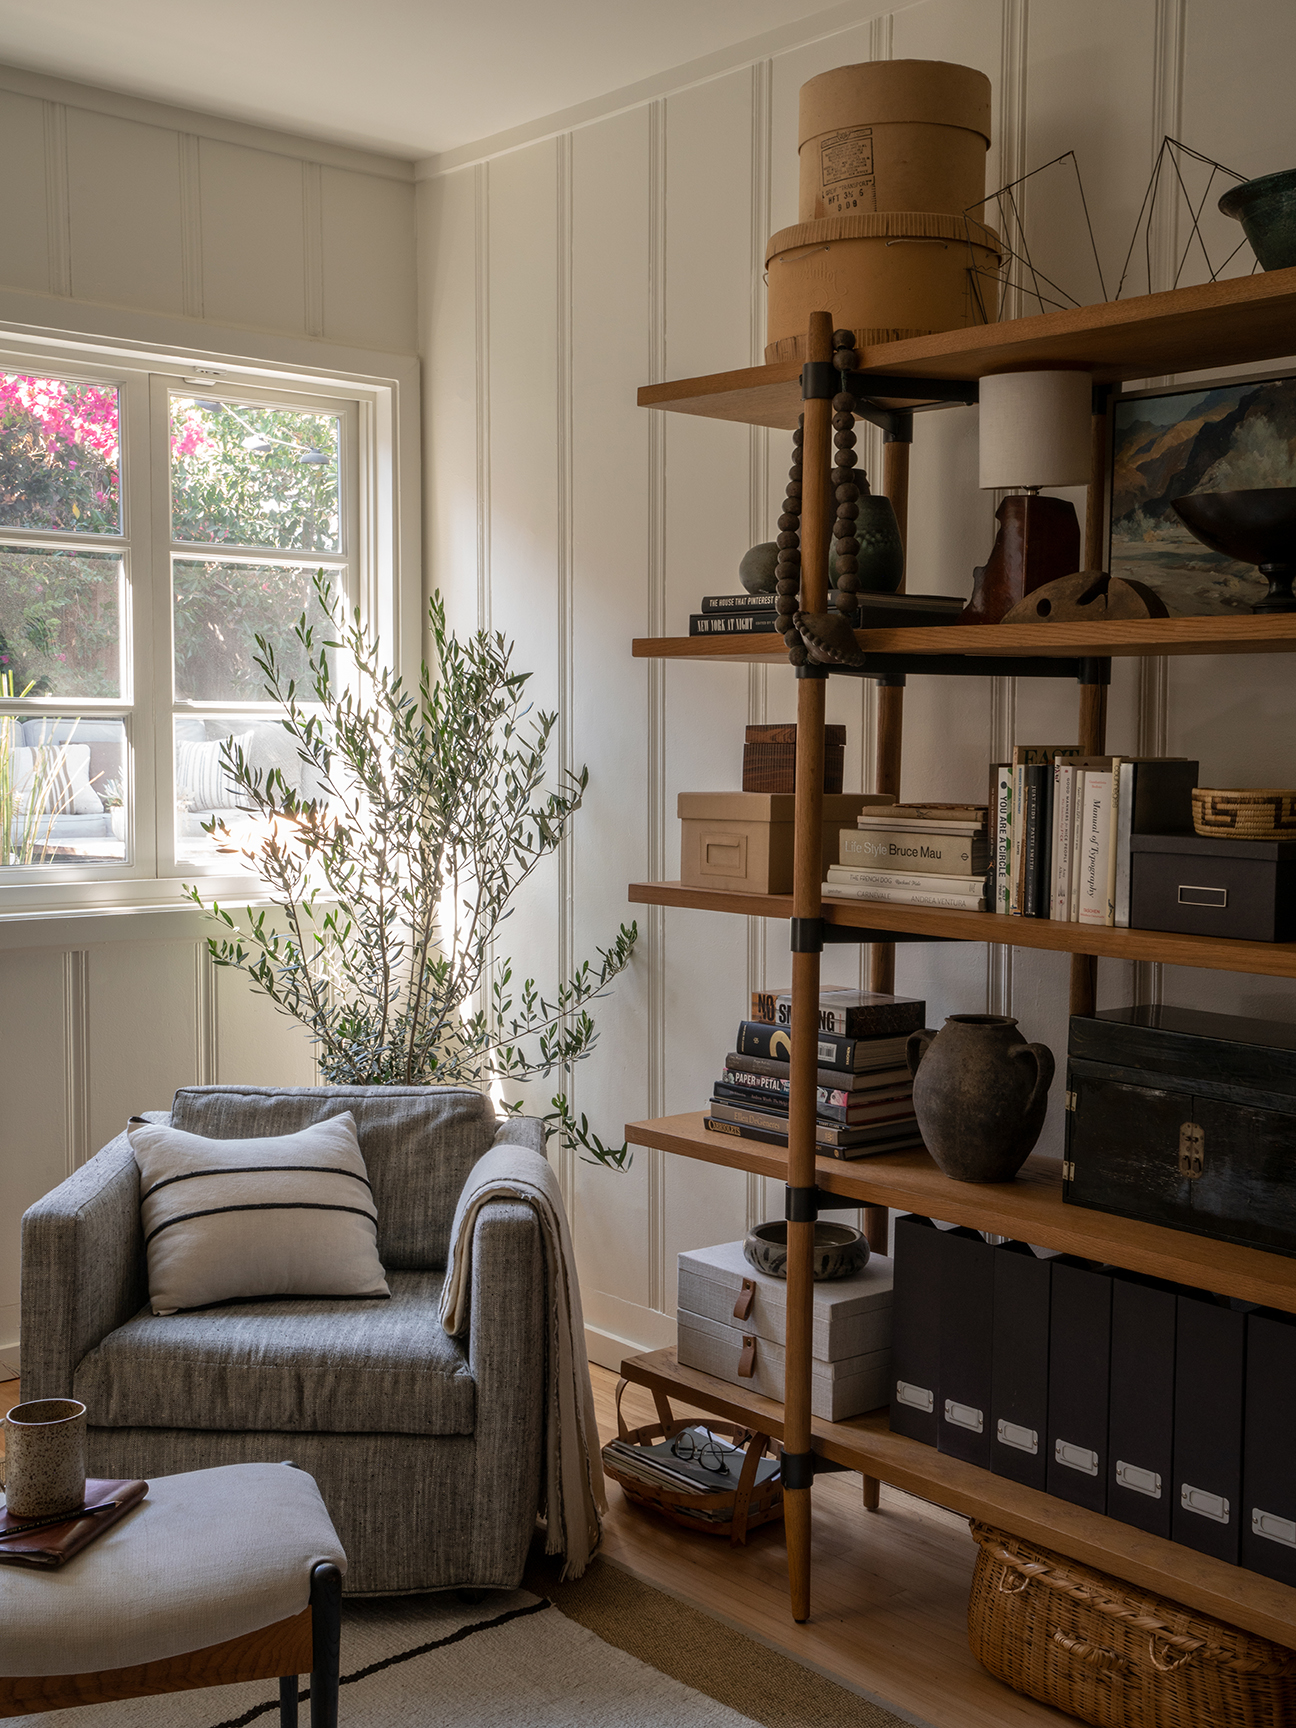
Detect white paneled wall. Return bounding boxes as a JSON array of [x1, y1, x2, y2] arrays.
[[420, 0, 1296, 1367], [0, 72, 416, 1370]]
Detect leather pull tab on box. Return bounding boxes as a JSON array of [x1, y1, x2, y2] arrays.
[[733, 1279, 756, 1321], [738, 1334, 757, 1378]]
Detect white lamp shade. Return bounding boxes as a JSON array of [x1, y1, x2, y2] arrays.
[[979, 370, 1092, 490]]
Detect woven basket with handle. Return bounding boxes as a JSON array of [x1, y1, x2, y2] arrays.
[[601, 1378, 783, 1546], [968, 1522, 1296, 1728]]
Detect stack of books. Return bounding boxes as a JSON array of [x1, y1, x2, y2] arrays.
[[689, 594, 778, 636], [704, 989, 926, 1159], [989, 748, 1198, 925], [823, 803, 990, 910]]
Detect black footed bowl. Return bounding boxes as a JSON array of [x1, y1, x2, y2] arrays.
[[1172, 488, 1296, 612]]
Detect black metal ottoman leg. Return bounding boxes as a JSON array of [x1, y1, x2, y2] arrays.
[[309, 1562, 343, 1728], [279, 1675, 299, 1726]]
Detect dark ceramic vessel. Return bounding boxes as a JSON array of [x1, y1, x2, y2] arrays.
[[1219, 170, 1296, 272], [1172, 488, 1296, 613], [743, 1220, 869, 1281], [907, 1014, 1055, 1183]]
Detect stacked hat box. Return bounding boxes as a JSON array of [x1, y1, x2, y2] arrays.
[[676, 1238, 894, 1422]]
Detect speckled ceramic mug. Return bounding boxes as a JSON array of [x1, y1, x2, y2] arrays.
[[2, 1398, 87, 1518]]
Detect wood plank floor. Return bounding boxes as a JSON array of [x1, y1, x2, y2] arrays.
[[592, 1366, 1070, 1728]]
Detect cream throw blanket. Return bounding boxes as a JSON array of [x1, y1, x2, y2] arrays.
[[439, 1142, 606, 1578]]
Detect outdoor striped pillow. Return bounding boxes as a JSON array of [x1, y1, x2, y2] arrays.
[[128, 1111, 391, 1314]]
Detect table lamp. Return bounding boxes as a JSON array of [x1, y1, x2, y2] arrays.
[[961, 370, 1092, 625]]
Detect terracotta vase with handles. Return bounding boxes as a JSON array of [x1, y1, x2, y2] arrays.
[[906, 1014, 1055, 1183]]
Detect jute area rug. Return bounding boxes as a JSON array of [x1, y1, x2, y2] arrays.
[[12, 1558, 911, 1728]]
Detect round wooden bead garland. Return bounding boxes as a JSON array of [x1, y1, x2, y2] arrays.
[[829, 327, 864, 628], [776, 416, 806, 664]]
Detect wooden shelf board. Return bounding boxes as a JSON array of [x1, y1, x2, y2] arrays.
[[633, 615, 1296, 664], [627, 881, 1296, 980], [621, 1347, 1296, 1652], [624, 1111, 1296, 1313], [638, 269, 1296, 428]]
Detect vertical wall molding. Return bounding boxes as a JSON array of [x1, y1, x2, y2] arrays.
[[195, 943, 218, 1086], [62, 950, 89, 1174], [302, 161, 325, 338], [43, 101, 72, 298], [868, 10, 894, 61], [178, 134, 204, 320], [474, 161, 493, 634], [554, 131, 578, 1214], [646, 98, 669, 1303]]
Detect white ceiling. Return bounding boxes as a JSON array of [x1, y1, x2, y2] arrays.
[[0, 0, 842, 159]]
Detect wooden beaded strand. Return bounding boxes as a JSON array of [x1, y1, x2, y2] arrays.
[[829, 328, 863, 628], [777, 415, 806, 665]]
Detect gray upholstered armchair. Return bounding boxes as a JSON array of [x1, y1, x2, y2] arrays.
[[20, 1085, 547, 1595]]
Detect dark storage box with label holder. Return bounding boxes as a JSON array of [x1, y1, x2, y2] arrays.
[[1129, 831, 1296, 942], [1066, 1004, 1296, 1259]]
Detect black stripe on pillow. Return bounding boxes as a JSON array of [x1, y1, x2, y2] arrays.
[[144, 1200, 379, 1247], [140, 1164, 374, 1201]]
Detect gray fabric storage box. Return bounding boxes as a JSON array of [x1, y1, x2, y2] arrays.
[[676, 1238, 893, 1421]]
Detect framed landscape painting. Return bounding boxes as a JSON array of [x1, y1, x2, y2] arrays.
[[1108, 370, 1296, 615]]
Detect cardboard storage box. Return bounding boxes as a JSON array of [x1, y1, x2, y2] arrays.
[[677, 1238, 893, 1422], [679, 791, 890, 894]]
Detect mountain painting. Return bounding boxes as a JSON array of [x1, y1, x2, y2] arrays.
[[1109, 374, 1296, 614]]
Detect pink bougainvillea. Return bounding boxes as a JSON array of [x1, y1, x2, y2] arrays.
[[0, 374, 217, 475]]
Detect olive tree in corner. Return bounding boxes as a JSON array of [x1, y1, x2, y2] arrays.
[[185, 576, 637, 1170]]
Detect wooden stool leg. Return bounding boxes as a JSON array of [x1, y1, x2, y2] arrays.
[[279, 1675, 300, 1726], [862, 1475, 881, 1512], [309, 1562, 342, 1728]]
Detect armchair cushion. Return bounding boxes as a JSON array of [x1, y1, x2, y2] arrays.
[[72, 1271, 474, 1437], [169, 1086, 497, 1270]]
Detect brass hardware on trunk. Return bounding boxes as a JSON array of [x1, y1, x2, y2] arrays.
[[1178, 1121, 1205, 1179]]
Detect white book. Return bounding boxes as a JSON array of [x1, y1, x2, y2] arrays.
[[823, 881, 985, 911], [1076, 771, 1114, 926], [854, 815, 986, 836], [826, 866, 985, 893], [1069, 770, 1086, 921], [1053, 763, 1076, 921], [994, 765, 1013, 915], [1009, 765, 1025, 915], [1048, 761, 1064, 918]]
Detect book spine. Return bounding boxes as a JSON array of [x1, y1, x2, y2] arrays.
[[1114, 760, 1134, 928], [1022, 768, 1042, 918], [768, 996, 925, 1038], [689, 613, 779, 635], [1104, 757, 1122, 928], [827, 866, 986, 892], [724, 1053, 912, 1093], [1048, 761, 1064, 918], [1077, 771, 1114, 925], [707, 1100, 870, 1147], [823, 883, 985, 910], [703, 1115, 922, 1159], [839, 830, 986, 874], [700, 594, 778, 613], [1069, 769, 1085, 921], [1054, 764, 1075, 921], [995, 765, 1013, 914], [715, 1074, 854, 1109], [1010, 765, 1025, 915]]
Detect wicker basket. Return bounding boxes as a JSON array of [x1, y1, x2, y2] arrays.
[[968, 1523, 1296, 1728], [602, 1379, 783, 1546], [1192, 787, 1296, 840]]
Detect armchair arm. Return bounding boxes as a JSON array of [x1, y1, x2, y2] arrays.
[[19, 1114, 164, 1402]]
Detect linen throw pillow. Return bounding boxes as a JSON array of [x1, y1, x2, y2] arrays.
[[128, 1112, 391, 1314], [10, 744, 103, 814], [174, 730, 255, 810]]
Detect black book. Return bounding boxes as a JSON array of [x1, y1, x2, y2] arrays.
[[1172, 1290, 1245, 1564], [937, 1227, 994, 1469], [1046, 1256, 1113, 1514], [890, 1215, 943, 1446], [700, 594, 778, 613], [1107, 1272, 1177, 1539], [990, 1241, 1052, 1491], [1021, 765, 1049, 918], [1241, 1309, 1296, 1586], [735, 1019, 915, 1073], [689, 613, 780, 636], [701, 1114, 922, 1159]]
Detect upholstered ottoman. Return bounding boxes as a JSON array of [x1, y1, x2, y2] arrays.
[[0, 1462, 346, 1724]]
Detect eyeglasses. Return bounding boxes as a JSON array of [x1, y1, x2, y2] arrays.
[[670, 1427, 732, 1475]]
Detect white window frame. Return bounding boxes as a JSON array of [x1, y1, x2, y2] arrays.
[[0, 324, 417, 919]]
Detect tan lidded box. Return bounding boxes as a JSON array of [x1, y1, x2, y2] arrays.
[[679, 792, 893, 894]]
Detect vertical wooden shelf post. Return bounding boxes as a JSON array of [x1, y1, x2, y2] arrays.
[[784, 310, 834, 1623]]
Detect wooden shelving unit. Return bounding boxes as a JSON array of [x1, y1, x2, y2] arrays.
[[623, 273, 1296, 1643]]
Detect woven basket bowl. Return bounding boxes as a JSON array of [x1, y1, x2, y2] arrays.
[[1192, 787, 1296, 840]]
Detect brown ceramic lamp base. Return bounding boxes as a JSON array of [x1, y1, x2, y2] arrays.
[[961, 493, 1082, 626]]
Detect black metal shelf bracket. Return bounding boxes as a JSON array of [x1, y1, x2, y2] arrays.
[[790, 916, 950, 951], [780, 1449, 849, 1489], [786, 1183, 863, 1222], [798, 654, 1114, 684]]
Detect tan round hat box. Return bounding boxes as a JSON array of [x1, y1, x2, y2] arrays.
[[799, 60, 992, 222], [765, 212, 1001, 363]]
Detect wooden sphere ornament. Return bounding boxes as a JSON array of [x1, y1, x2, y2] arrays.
[[1001, 570, 1169, 624]]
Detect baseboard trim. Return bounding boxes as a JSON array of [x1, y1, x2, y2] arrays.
[[0, 1338, 20, 1380], [584, 1317, 674, 1374]]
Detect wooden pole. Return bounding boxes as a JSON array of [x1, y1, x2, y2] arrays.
[[1084, 404, 1109, 571], [784, 310, 834, 1625], [1069, 677, 1108, 1016]]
